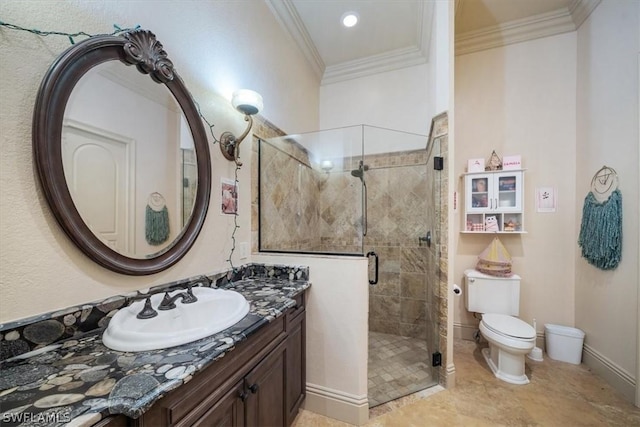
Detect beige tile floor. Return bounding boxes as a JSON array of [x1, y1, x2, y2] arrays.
[[293, 339, 640, 426], [368, 331, 434, 407]]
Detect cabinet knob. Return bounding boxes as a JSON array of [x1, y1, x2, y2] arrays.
[[249, 383, 259, 394], [239, 390, 249, 401]]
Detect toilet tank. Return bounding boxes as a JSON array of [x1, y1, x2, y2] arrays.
[[464, 269, 521, 316]]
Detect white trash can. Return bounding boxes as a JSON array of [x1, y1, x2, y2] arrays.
[[544, 324, 585, 364]]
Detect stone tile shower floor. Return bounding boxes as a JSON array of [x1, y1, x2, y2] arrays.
[[293, 339, 640, 426], [368, 331, 433, 407]]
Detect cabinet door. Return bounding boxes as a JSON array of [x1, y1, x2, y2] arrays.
[[245, 340, 287, 427], [466, 174, 491, 212], [286, 315, 305, 426], [191, 380, 245, 427], [493, 171, 522, 212]]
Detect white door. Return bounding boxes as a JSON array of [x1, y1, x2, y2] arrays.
[[62, 121, 135, 254]]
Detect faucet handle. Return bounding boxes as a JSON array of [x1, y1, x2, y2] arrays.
[[136, 297, 158, 319], [182, 287, 198, 304]]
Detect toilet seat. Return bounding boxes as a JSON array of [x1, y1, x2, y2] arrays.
[[482, 313, 536, 340]]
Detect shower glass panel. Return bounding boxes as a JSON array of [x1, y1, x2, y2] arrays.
[[259, 126, 364, 255]]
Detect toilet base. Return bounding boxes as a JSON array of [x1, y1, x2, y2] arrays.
[[481, 346, 530, 385]]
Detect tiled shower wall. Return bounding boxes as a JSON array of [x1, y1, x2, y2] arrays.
[[317, 162, 364, 253], [256, 137, 440, 340], [257, 137, 323, 252]]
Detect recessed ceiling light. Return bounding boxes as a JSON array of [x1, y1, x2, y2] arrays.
[[341, 12, 359, 28]]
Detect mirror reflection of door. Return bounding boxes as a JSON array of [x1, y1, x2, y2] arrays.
[[61, 61, 196, 259], [62, 121, 135, 254]]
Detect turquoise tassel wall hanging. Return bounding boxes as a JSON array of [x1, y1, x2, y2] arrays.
[[145, 192, 170, 246], [578, 166, 622, 270]]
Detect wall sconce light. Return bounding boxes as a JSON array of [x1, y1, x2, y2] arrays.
[[321, 160, 334, 173], [220, 89, 264, 166]]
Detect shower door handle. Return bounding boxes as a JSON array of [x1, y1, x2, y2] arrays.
[[419, 231, 431, 247], [367, 251, 378, 285]]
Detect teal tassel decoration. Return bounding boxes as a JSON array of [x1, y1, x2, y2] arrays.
[[578, 189, 622, 270], [145, 205, 170, 246]]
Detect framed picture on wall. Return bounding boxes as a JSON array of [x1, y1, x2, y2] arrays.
[[536, 187, 556, 213], [221, 178, 238, 215]]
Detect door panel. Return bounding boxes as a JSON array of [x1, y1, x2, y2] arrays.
[[62, 121, 135, 253]]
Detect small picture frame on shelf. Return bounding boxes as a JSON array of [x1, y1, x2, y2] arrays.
[[502, 155, 522, 170], [467, 158, 485, 173], [486, 150, 502, 171]]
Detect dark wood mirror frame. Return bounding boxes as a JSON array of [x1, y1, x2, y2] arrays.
[[32, 29, 211, 275]]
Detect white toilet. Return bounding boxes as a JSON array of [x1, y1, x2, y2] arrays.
[[464, 269, 536, 385]]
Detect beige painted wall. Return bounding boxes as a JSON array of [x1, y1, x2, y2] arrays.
[[0, 0, 319, 323], [454, 33, 578, 335], [319, 63, 431, 135], [575, 0, 639, 380]]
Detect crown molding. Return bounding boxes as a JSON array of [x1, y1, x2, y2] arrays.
[[266, 0, 432, 85], [568, 0, 602, 28], [321, 46, 428, 85], [455, 0, 601, 56], [322, 1, 431, 85], [265, 0, 324, 79], [456, 8, 575, 56]]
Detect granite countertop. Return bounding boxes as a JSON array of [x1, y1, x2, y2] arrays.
[[0, 276, 310, 427]]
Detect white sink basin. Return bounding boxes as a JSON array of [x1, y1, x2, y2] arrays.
[[102, 287, 250, 352]]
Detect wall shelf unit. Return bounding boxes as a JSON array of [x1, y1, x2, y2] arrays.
[[461, 169, 526, 234]]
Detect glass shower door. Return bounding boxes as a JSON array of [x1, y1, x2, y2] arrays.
[[363, 125, 441, 407]]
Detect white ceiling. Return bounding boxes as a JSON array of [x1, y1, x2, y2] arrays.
[[291, 0, 427, 67], [266, 0, 599, 84]]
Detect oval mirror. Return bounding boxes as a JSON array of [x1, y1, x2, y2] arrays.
[[33, 29, 211, 275]]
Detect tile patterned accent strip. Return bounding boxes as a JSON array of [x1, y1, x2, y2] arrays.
[[0, 264, 309, 425]]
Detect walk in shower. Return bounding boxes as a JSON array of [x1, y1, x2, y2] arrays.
[[259, 124, 444, 407]]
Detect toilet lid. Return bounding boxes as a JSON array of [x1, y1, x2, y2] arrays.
[[482, 313, 536, 339]]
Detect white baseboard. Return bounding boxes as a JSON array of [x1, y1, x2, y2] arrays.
[[303, 383, 369, 426], [582, 344, 636, 404], [445, 363, 456, 388]]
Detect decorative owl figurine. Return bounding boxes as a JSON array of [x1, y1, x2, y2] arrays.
[[485, 215, 499, 232]]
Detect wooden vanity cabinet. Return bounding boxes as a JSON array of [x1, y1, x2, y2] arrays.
[[105, 292, 306, 427]]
